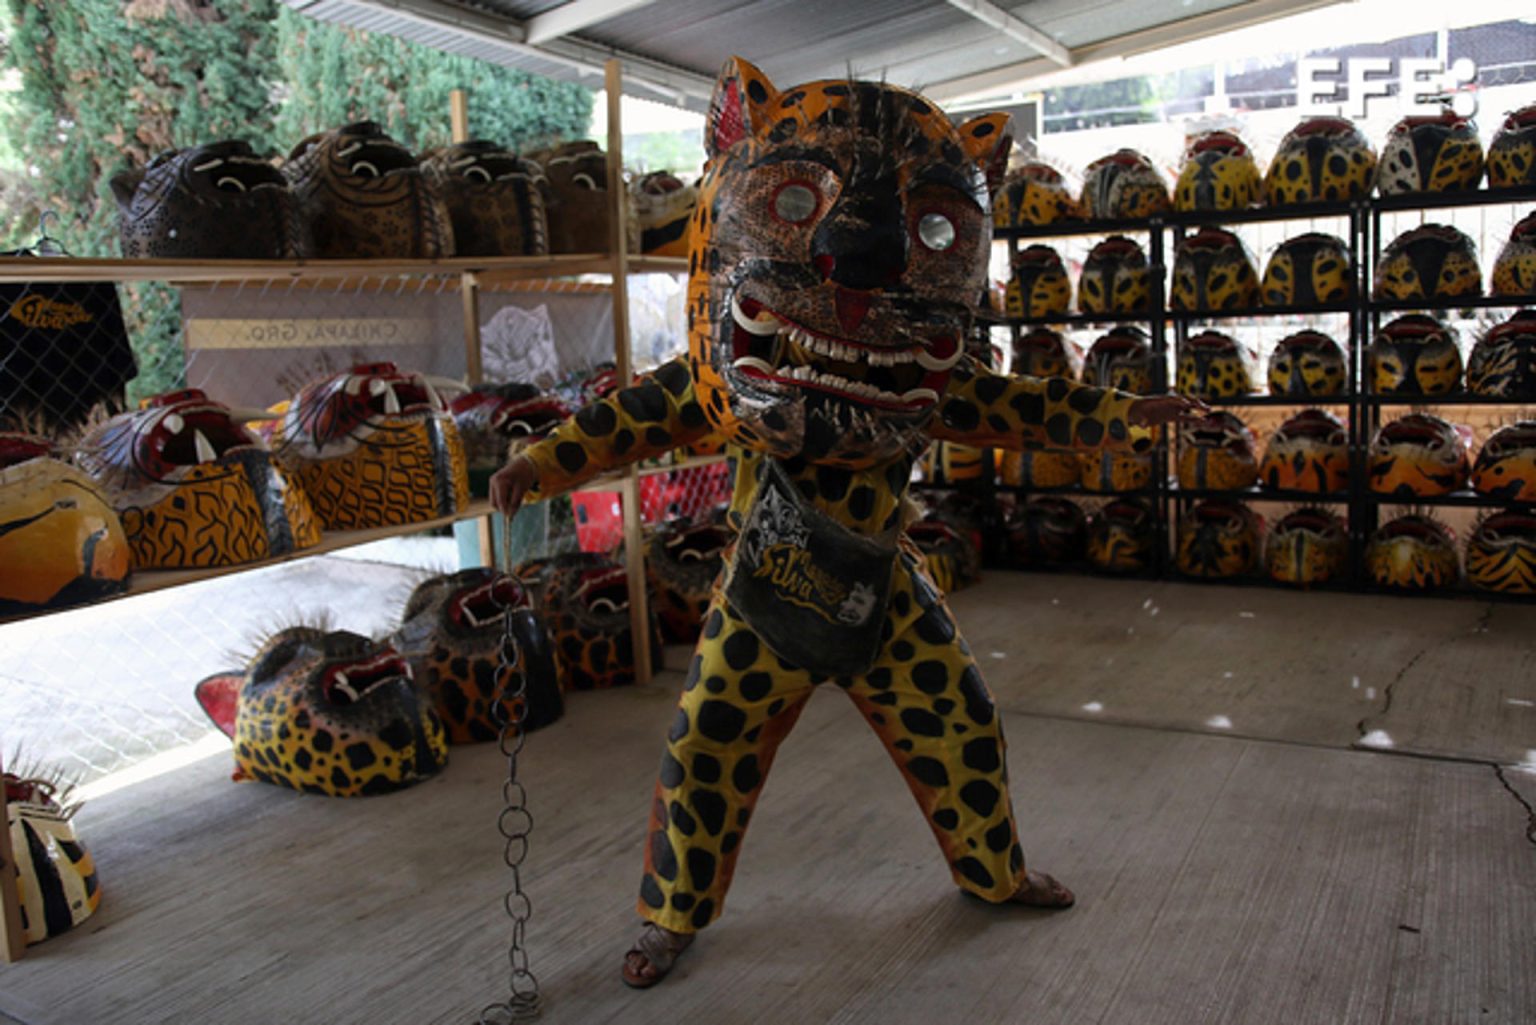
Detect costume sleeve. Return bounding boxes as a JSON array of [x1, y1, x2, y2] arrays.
[[929, 357, 1152, 453], [520, 358, 714, 499]]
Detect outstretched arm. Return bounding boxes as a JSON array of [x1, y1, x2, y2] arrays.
[[490, 358, 712, 516], [928, 358, 1205, 451]]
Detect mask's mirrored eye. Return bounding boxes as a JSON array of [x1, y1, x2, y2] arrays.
[[773, 182, 818, 224], [918, 212, 955, 251]]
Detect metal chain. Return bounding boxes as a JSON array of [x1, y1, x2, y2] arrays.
[[477, 518, 541, 1024]]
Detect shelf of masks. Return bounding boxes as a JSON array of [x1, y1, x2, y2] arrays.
[[0, 254, 689, 288]]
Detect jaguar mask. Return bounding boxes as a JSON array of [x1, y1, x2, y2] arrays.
[[528, 552, 660, 691], [1176, 330, 1254, 398], [1176, 499, 1261, 579], [1079, 448, 1154, 493], [633, 171, 699, 257], [686, 58, 1009, 469], [1486, 103, 1536, 189], [1470, 420, 1536, 502], [390, 568, 564, 743], [647, 516, 732, 642], [77, 390, 321, 569], [1260, 233, 1353, 308], [1265, 507, 1347, 587], [1468, 310, 1536, 398], [999, 447, 1080, 489], [532, 141, 629, 254], [1491, 211, 1536, 297], [1263, 117, 1376, 205], [1005, 245, 1071, 319], [1376, 111, 1485, 195], [1011, 327, 1077, 380], [908, 505, 983, 593], [1082, 326, 1154, 394], [1078, 236, 1150, 315], [449, 384, 570, 495], [195, 626, 448, 796], [272, 363, 469, 530], [1086, 497, 1157, 574], [1174, 131, 1261, 212], [1267, 330, 1346, 397], [1080, 149, 1170, 219], [1374, 224, 1482, 301], [1368, 413, 1471, 497], [4, 767, 99, 945], [1369, 315, 1463, 396], [0, 434, 130, 614], [420, 140, 548, 257], [1177, 410, 1258, 490], [111, 139, 305, 259], [1367, 514, 1459, 590], [993, 162, 1079, 227], [1259, 409, 1349, 493], [1006, 496, 1087, 568], [1466, 511, 1536, 595], [283, 121, 453, 258], [1170, 226, 1259, 312]]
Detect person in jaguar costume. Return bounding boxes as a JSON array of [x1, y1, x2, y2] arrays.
[[491, 57, 1205, 988]]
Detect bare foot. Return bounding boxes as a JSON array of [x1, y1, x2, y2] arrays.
[[1009, 869, 1075, 909], [621, 923, 695, 988]]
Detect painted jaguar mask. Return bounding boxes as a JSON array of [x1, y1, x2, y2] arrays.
[[272, 363, 469, 530], [1006, 496, 1087, 568], [1263, 117, 1376, 205], [1175, 131, 1260, 212], [1079, 448, 1153, 493], [5, 767, 99, 945], [1491, 211, 1536, 297], [111, 139, 305, 259], [1082, 326, 1154, 394], [1006, 244, 1071, 319], [195, 626, 448, 796], [1086, 497, 1157, 574], [1080, 149, 1170, 219], [646, 516, 732, 642], [1078, 236, 1150, 314], [77, 390, 321, 569], [1177, 411, 1258, 490], [1374, 224, 1482, 301], [686, 58, 1009, 469], [534, 141, 632, 254], [421, 140, 548, 257], [0, 433, 129, 614], [1470, 420, 1536, 502], [1011, 327, 1077, 380], [1486, 103, 1536, 189], [284, 121, 453, 258], [1260, 233, 1353, 308], [1268, 330, 1346, 397], [1468, 310, 1536, 398], [1369, 315, 1464, 396], [1367, 514, 1459, 590], [1466, 511, 1536, 595], [527, 552, 660, 690], [908, 506, 983, 594], [1170, 226, 1259, 312], [1176, 499, 1261, 579], [1266, 507, 1347, 587], [449, 384, 571, 495], [1259, 409, 1349, 493], [1376, 111, 1485, 195], [1368, 413, 1471, 497], [1176, 330, 1253, 398], [993, 162, 1079, 227], [390, 568, 564, 744], [633, 171, 699, 257]]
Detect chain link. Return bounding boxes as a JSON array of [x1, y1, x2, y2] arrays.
[[477, 517, 541, 1024]]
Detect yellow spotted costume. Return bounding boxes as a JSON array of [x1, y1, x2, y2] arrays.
[[514, 58, 1148, 934]]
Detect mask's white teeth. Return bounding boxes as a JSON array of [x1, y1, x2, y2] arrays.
[[466, 166, 493, 183], [915, 342, 963, 372], [192, 158, 225, 172], [383, 385, 401, 415], [732, 356, 776, 376], [590, 597, 625, 615], [901, 387, 940, 405], [193, 429, 218, 464], [164, 413, 185, 434], [679, 550, 704, 562], [731, 294, 781, 336], [345, 376, 364, 396], [351, 160, 380, 178], [215, 176, 247, 192]]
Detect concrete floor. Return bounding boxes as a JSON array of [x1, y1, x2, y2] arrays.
[[1, 571, 1533, 1025]]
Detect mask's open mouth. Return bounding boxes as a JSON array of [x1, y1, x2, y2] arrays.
[[1277, 411, 1346, 445], [1379, 417, 1451, 451], [1278, 509, 1342, 537], [1478, 512, 1536, 542], [1379, 516, 1453, 546], [494, 399, 569, 439], [664, 526, 730, 563], [451, 576, 527, 630], [726, 292, 957, 412], [1483, 425, 1536, 458], [907, 520, 961, 550], [576, 567, 630, 617], [321, 651, 410, 705]]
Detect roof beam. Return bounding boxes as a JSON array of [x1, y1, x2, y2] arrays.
[[526, 0, 657, 45], [942, 0, 1072, 67]]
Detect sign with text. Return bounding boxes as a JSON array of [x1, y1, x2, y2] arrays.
[[1297, 57, 1479, 118], [185, 317, 433, 350]]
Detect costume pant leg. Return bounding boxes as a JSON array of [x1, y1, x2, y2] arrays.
[[843, 555, 1027, 902], [637, 595, 816, 932]]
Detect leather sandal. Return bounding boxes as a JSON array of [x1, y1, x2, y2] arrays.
[[621, 923, 696, 988], [1010, 869, 1075, 909]]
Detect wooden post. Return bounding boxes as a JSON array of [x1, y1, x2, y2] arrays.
[[605, 59, 655, 683], [449, 89, 470, 142], [0, 751, 27, 962]]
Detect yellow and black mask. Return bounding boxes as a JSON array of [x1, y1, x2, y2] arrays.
[[1086, 497, 1157, 575], [420, 140, 548, 257], [1368, 413, 1471, 497], [1260, 233, 1353, 308], [1176, 500, 1261, 579], [1265, 507, 1347, 587], [1006, 244, 1071, 319], [1369, 314, 1463, 396], [1176, 330, 1253, 398], [1267, 330, 1346, 397], [527, 552, 660, 691], [1177, 411, 1259, 490], [646, 515, 732, 642], [1374, 224, 1481, 301], [633, 171, 699, 257], [1466, 511, 1536, 595], [1471, 420, 1536, 503], [449, 384, 570, 495], [1491, 211, 1536, 298], [1082, 326, 1154, 394], [1011, 327, 1077, 380], [1375, 111, 1485, 195], [77, 390, 321, 569], [1367, 514, 1459, 590], [1175, 131, 1260, 212], [5, 768, 100, 946], [1259, 409, 1349, 493], [993, 162, 1079, 227], [1080, 149, 1170, 219], [908, 502, 983, 594], [1468, 310, 1536, 399], [1006, 495, 1087, 568], [1078, 236, 1150, 315], [1263, 117, 1376, 205], [1486, 103, 1536, 189], [1170, 226, 1259, 312]]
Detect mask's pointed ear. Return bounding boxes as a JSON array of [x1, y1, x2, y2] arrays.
[[957, 113, 1015, 193], [707, 57, 780, 159]]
